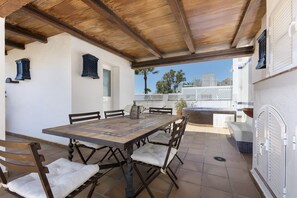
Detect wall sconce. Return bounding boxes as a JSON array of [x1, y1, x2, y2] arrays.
[[15, 58, 31, 80], [81, 54, 99, 79], [6, 77, 19, 84]]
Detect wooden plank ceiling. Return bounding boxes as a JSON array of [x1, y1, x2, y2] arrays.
[[4, 0, 266, 68]]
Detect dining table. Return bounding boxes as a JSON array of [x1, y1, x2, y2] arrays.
[[43, 113, 180, 198]]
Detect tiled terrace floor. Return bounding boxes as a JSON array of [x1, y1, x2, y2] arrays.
[[0, 125, 260, 198]]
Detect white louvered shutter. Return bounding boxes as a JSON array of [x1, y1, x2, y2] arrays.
[[269, 0, 297, 74], [267, 107, 286, 198], [256, 107, 268, 179]]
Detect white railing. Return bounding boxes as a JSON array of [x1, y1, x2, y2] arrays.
[[135, 86, 233, 110]]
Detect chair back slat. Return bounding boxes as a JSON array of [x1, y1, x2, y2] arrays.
[[149, 107, 172, 115], [69, 111, 101, 124], [0, 140, 33, 150], [0, 140, 53, 197], [0, 150, 41, 163], [0, 159, 39, 173], [104, 109, 125, 119]]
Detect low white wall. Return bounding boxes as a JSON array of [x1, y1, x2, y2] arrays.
[[5, 34, 72, 144], [0, 18, 5, 141]]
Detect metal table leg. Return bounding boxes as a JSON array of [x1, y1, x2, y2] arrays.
[[68, 138, 74, 161], [125, 145, 135, 198]]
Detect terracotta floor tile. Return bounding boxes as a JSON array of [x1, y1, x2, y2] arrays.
[[188, 148, 204, 155], [227, 167, 253, 183], [203, 164, 228, 178], [202, 174, 231, 193], [181, 160, 204, 172], [230, 180, 261, 198], [169, 181, 201, 198], [185, 153, 204, 163], [201, 186, 232, 198], [178, 168, 202, 185]]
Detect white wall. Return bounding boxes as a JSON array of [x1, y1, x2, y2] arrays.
[[70, 36, 133, 114], [0, 18, 5, 141], [5, 33, 72, 144], [5, 33, 134, 144], [253, 70, 297, 198], [251, 0, 297, 197], [232, 57, 253, 121]]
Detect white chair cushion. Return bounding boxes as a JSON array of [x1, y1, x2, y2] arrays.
[[131, 143, 177, 167], [149, 131, 171, 144], [7, 158, 99, 198], [77, 140, 102, 149]]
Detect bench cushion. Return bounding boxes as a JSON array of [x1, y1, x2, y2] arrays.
[[228, 122, 253, 143], [7, 158, 99, 198]]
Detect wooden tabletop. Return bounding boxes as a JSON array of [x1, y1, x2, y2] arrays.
[[43, 114, 180, 149]]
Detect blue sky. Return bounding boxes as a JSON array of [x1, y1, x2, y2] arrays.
[[134, 59, 233, 93]]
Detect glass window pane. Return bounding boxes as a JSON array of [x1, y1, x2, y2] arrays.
[[103, 69, 111, 97]]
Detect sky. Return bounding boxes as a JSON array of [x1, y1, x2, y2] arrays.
[[134, 59, 233, 93]]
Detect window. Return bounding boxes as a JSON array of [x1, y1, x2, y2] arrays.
[[103, 69, 111, 97], [269, 0, 297, 74]]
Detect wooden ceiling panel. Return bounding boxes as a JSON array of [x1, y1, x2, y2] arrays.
[[183, 0, 247, 49], [3, 0, 265, 65], [0, 0, 33, 17], [30, 0, 150, 58], [236, 0, 266, 45], [6, 10, 62, 37], [102, 0, 187, 54]]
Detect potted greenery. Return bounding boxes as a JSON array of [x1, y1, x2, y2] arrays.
[[175, 98, 187, 116]]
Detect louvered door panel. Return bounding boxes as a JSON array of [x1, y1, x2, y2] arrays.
[[267, 107, 286, 198], [270, 0, 293, 74], [256, 108, 267, 179]]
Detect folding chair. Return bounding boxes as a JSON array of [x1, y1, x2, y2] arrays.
[[69, 111, 120, 164], [147, 107, 173, 144], [131, 116, 188, 197], [148, 115, 188, 164], [149, 107, 173, 133], [101, 109, 126, 162], [0, 140, 103, 198]]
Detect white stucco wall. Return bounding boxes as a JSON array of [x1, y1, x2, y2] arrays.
[[5, 33, 134, 144], [251, 0, 297, 197], [0, 18, 5, 141], [70, 36, 134, 114], [5, 33, 72, 144]]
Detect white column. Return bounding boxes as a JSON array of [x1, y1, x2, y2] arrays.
[[0, 17, 5, 141]]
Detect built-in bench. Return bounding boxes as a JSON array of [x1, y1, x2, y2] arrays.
[[227, 118, 253, 153]]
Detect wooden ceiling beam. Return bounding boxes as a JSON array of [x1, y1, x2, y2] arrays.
[[82, 0, 163, 58], [132, 46, 254, 69], [5, 23, 48, 43], [22, 4, 134, 62], [5, 39, 25, 50], [231, 0, 253, 48], [167, 0, 195, 53]]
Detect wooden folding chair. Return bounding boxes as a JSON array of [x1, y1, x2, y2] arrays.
[[131, 116, 188, 197], [0, 140, 102, 198]]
